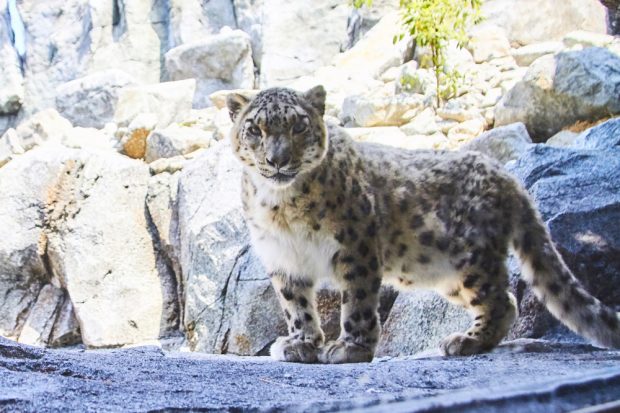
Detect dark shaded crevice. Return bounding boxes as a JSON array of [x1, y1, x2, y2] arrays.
[[150, 0, 171, 82], [6, 0, 25, 71], [112, 0, 126, 42], [143, 204, 182, 339]]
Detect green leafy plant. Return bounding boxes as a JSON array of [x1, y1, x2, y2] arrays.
[[394, 0, 483, 105], [351, 0, 373, 8]]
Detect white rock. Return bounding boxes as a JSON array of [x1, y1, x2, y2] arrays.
[[55, 70, 136, 128], [175, 141, 285, 354], [17, 284, 65, 346], [481, 88, 503, 108], [437, 118, 460, 134], [436, 99, 481, 122], [145, 124, 214, 163], [563, 30, 615, 49], [168, 0, 237, 48], [480, 0, 607, 46], [62, 127, 116, 151], [396, 66, 436, 96], [0, 145, 69, 340], [348, 127, 447, 150], [114, 79, 197, 129], [149, 156, 188, 175], [49, 297, 81, 347], [17, 0, 161, 117], [511, 42, 564, 67], [400, 107, 439, 136], [447, 117, 486, 145], [333, 11, 409, 80], [461, 122, 532, 163], [380, 66, 401, 83], [45, 147, 178, 348], [165, 30, 255, 108], [260, 0, 349, 86], [468, 25, 512, 63], [0, 0, 23, 115], [341, 88, 427, 127], [289, 66, 382, 118]]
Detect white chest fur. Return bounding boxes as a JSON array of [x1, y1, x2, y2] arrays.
[[246, 177, 339, 282]]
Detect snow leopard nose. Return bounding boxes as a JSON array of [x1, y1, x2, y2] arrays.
[[265, 152, 291, 169], [265, 137, 291, 169]]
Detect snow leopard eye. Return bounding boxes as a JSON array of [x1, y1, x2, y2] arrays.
[[292, 119, 308, 134], [247, 125, 261, 137]]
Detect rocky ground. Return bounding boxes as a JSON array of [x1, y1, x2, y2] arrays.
[[2, 336, 620, 412]]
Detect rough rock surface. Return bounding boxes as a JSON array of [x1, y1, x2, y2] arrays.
[[175, 141, 286, 355], [164, 30, 255, 108], [1, 337, 619, 412], [167, 0, 237, 49], [259, 0, 349, 86], [54, 70, 136, 129], [506, 143, 620, 340], [145, 124, 214, 163], [573, 117, 620, 149], [495, 48, 620, 142], [0, 0, 23, 115], [377, 290, 470, 357], [114, 79, 196, 129], [461, 122, 532, 164], [481, 0, 607, 46]]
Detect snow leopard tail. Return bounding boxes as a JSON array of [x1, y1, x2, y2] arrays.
[[511, 192, 620, 349]]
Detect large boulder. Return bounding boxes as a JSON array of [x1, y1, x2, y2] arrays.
[[259, 0, 349, 86], [341, 89, 427, 127], [573, 117, 620, 150], [55, 70, 137, 128], [495, 48, 620, 142], [15, 0, 161, 117], [164, 30, 255, 108], [175, 141, 286, 355], [506, 141, 620, 340], [480, 0, 607, 46], [113, 79, 196, 128], [0, 0, 23, 115], [461, 122, 533, 164], [145, 124, 214, 163], [44, 146, 180, 347], [377, 290, 470, 356], [167, 0, 237, 49]]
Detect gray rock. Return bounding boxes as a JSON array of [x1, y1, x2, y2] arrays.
[[168, 0, 237, 49], [506, 145, 620, 340], [511, 41, 564, 67], [16, 0, 161, 118], [145, 124, 214, 163], [175, 141, 286, 355], [259, 0, 349, 86], [113, 79, 196, 129], [495, 48, 620, 142], [43, 146, 180, 348], [0, 145, 72, 341], [164, 29, 254, 108], [0, 0, 23, 115], [2, 337, 618, 412], [55, 70, 136, 128], [341, 90, 426, 127], [377, 290, 470, 356], [17, 284, 64, 346], [480, 0, 607, 46], [573, 118, 620, 150], [546, 130, 581, 148], [461, 122, 533, 164]]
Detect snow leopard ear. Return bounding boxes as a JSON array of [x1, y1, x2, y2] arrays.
[[304, 85, 326, 116], [226, 93, 250, 122]]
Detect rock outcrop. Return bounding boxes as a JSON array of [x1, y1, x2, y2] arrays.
[[495, 48, 620, 142]]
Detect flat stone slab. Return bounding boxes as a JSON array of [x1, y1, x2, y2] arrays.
[[1, 338, 619, 412]]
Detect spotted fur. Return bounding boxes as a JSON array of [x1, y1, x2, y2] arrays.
[[227, 86, 620, 363]]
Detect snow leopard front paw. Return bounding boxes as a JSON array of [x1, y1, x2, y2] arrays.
[[270, 336, 320, 363], [317, 340, 374, 364]]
